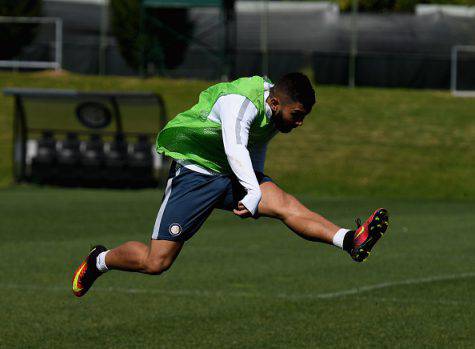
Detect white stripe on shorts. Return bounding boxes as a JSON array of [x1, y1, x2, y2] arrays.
[[151, 166, 181, 239]]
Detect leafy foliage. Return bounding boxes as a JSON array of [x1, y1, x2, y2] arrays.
[[110, 0, 194, 73]]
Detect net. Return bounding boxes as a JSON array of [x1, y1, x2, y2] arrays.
[[0, 16, 62, 70]]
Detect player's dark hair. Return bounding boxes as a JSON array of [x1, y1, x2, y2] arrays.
[[273, 72, 316, 111]]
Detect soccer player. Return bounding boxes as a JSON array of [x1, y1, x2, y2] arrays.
[[72, 73, 389, 297]]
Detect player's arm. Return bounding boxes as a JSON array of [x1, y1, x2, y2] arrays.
[[218, 95, 261, 218], [249, 143, 267, 174]]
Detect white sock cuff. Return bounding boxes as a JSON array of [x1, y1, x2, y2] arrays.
[[96, 250, 110, 272], [332, 228, 350, 249]]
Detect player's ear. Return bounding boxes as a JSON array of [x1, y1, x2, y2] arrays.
[[269, 96, 280, 111]]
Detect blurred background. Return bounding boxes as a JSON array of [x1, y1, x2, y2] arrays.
[[2, 0, 475, 86], [0, 1, 474, 347], [0, 0, 474, 192]]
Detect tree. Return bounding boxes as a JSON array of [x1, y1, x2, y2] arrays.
[[110, 0, 194, 74], [0, 0, 43, 60]]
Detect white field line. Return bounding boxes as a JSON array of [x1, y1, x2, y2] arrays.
[[1, 272, 474, 302], [308, 271, 475, 300], [356, 296, 472, 307]]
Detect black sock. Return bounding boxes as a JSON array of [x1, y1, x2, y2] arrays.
[[343, 231, 355, 252]]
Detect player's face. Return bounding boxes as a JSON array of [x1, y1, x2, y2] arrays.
[[270, 98, 309, 133]]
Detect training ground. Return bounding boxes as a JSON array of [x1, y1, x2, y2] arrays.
[[0, 72, 474, 347]]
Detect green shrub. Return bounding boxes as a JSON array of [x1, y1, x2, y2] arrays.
[[394, 0, 418, 11], [110, 0, 194, 74]]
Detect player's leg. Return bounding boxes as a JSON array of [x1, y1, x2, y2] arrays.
[[104, 239, 183, 274], [72, 240, 182, 297], [257, 181, 389, 261], [257, 181, 339, 244], [72, 162, 232, 297], [123, 164, 231, 275]]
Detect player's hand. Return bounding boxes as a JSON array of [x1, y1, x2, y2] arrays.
[[233, 202, 252, 218]]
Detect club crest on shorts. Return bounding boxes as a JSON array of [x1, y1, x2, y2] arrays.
[[169, 223, 182, 236]]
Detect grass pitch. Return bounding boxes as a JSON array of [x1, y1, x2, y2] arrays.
[[0, 71, 473, 347], [0, 187, 473, 348], [1, 71, 474, 199]]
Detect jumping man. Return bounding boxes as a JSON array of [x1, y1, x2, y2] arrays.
[[72, 73, 389, 297]]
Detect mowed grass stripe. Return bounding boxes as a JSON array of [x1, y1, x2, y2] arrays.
[[1, 271, 474, 302], [0, 187, 474, 347], [1, 72, 474, 199]]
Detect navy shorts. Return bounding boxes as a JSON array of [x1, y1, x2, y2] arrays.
[[151, 161, 272, 241]]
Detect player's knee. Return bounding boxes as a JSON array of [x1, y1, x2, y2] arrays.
[[276, 194, 301, 220], [143, 257, 173, 275]]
